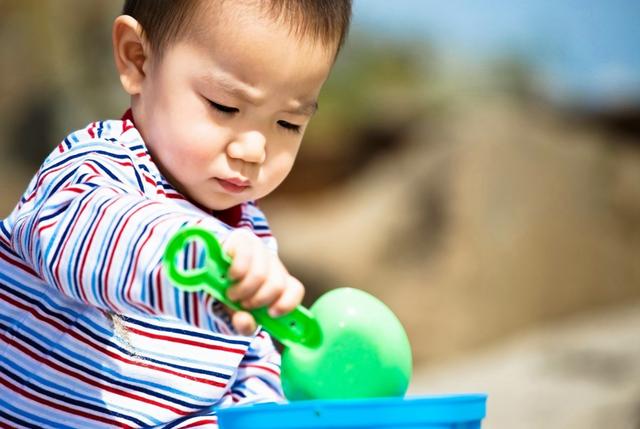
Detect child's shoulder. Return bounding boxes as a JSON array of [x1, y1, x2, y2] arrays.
[[59, 117, 141, 154], [41, 116, 150, 171]]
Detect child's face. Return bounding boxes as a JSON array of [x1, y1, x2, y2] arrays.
[[134, 2, 335, 210]]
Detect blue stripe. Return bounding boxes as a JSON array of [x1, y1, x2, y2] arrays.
[[0, 318, 204, 410], [88, 159, 122, 183], [94, 197, 140, 308], [92, 194, 130, 309], [69, 194, 110, 302], [162, 406, 217, 429], [0, 362, 149, 427], [0, 276, 232, 385], [45, 168, 78, 204], [127, 318, 251, 347], [0, 400, 63, 429], [44, 185, 94, 284], [117, 210, 155, 308]]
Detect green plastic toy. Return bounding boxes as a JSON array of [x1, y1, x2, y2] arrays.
[[163, 226, 412, 400]]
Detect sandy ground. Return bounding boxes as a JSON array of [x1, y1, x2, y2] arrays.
[[409, 303, 640, 429]]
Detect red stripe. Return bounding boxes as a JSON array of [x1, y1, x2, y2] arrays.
[[0, 358, 134, 428], [123, 121, 134, 133], [85, 162, 101, 176], [0, 248, 37, 277], [0, 297, 191, 414], [77, 197, 118, 305], [190, 241, 200, 327], [125, 326, 245, 355], [178, 418, 218, 428], [124, 216, 163, 314], [144, 175, 156, 187], [0, 292, 227, 390], [239, 363, 280, 377], [191, 289, 200, 327], [60, 186, 85, 194], [102, 201, 152, 311], [0, 332, 187, 416], [37, 221, 56, 235], [52, 190, 93, 303], [155, 268, 164, 312], [24, 161, 70, 203]]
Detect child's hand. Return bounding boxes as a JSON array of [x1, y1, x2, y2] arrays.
[[222, 229, 304, 335]]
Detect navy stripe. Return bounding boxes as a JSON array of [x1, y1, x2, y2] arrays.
[[162, 405, 216, 429], [0, 321, 203, 410], [0, 408, 42, 429], [88, 159, 123, 183], [118, 212, 155, 305], [47, 168, 78, 198], [71, 197, 110, 298], [1, 280, 231, 381], [0, 364, 147, 427], [126, 318, 251, 347], [43, 148, 132, 173], [38, 204, 71, 223], [46, 186, 97, 277]]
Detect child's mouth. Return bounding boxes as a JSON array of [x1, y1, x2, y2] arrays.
[[216, 178, 250, 193]]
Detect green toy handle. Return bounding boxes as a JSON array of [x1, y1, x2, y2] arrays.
[[163, 226, 321, 348]]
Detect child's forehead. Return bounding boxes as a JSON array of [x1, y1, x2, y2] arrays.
[[186, 0, 336, 53]]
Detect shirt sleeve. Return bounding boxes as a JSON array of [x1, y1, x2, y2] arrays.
[[9, 139, 238, 331], [218, 330, 285, 406]]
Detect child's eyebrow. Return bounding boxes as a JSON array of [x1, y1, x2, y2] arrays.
[[211, 75, 262, 104], [203, 73, 318, 116], [284, 101, 319, 117]]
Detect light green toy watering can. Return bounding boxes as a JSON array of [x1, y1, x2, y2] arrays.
[[163, 226, 412, 400]]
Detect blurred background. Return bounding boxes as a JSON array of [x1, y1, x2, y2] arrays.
[[1, 1, 639, 427]]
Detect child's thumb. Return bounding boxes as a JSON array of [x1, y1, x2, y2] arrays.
[[230, 310, 257, 335]]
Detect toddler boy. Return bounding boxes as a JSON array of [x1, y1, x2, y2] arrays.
[[0, 0, 351, 427]]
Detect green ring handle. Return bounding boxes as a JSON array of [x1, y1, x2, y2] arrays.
[[163, 226, 321, 348]]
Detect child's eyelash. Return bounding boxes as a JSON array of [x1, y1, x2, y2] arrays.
[[208, 98, 300, 134], [277, 120, 301, 134], [209, 100, 239, 114]]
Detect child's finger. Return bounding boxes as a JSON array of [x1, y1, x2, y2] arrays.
[[224, 242, 251, 281], [226, 249, 268, 301], [231, 310, 257, 336], [268, 275, 304, 317], [242, 268, 286, 309]]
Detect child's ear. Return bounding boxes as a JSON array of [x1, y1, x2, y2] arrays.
[[112, 15, 148, 95]]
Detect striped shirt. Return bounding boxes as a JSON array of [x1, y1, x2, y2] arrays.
[[0, 118, 283, 428]]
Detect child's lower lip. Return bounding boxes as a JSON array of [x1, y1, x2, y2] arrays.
[[216, 178, 249, 193]]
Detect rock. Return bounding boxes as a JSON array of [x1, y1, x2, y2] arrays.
[[409, 303, 640, 429]]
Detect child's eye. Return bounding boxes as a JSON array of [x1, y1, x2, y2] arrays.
[[209, 100, 239, 115], [277, 120, 301, 134]]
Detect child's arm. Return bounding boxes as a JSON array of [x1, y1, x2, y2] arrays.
[[10, 138, 299, 332]]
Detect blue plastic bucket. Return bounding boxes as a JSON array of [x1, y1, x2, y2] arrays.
[[217, 394, 487, 429]]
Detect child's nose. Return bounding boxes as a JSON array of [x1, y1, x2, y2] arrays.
[[227, 131, 266, 164]]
